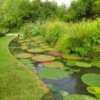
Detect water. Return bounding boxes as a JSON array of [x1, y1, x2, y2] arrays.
[[9, 38, 100, 99]]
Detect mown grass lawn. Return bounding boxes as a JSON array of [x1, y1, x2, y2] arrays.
[[0, 36, 54, 100]]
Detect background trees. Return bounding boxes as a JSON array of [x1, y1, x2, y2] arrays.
[[0, 0, 31, 31], [69, 0, 100, 20], [0, 0, 99, 32]]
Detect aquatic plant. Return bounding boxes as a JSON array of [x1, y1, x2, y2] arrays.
[[38, 68, 71, 80], [66, 60, 77, 67], [20, 45, 28, 51], [43, 61, 65, 68], [63, 94, 96, 100], [27, 48, 45, 54], [87, 87, 100, 95], [81, 73, 100, 87], [75, 62, 92, 68], [31, 55, 55, 63], [15, 53, 33, 59], [48, 51, 63, 57], [47, 84, 69, 97], [63, 54, 83, 61], [91, 61, 100, 68]]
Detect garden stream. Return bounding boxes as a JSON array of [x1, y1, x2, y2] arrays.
[[9, 38, 100, 100]]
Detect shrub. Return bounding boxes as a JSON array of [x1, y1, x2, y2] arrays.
[[0, 27, 9, 37], [42, 20, 67, 46], [55, 33, 71, 53], [19, 22, 42, 39], [67, 20, 100, 58]]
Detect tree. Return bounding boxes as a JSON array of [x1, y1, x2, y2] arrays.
[[92, 0, 100, 17], [69, 0, 100, 20], [1, 0, 31, 30], [30, 0, 58, 21]]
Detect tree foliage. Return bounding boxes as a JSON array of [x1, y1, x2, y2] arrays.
[[69, 0, 100, 20], [0, 0, 31, 30], [0, 0, 100, 31]]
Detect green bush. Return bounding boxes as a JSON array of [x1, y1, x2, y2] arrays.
[[35, 19, 100, 57], [0, 27, 9, 37], [55, 21, 93, 53], [19, 19, 100, 59], [19, 22, 42, 39], [55, 33, 71, 53], [42, 20, 67, 46], [68, 32, 100, 57]]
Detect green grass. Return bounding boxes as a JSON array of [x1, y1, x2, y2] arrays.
[[0, 36, 54, 100]]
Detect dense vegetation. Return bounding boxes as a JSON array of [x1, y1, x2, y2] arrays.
[[0, 0, 100, 99], [0, 0, 100, 33], [19, 19, 100, 61]]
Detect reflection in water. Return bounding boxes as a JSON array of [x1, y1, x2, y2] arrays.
[[42, 76, 77, 93]]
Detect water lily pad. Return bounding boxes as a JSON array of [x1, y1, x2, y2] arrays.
[[81, 73, 100, 87], [87, 87, 100, 95], [63, 54, 83, 61], [70, 69, 80, 73], [41, 45, 51, 49], [24, 39, 31, 42], [91, 61, 100, 68], [27, 48, 45, 54], [45, 48, 55, 51], [63, 94, 96, 100], [20, 45, 28, 50], [66, 60, 77, 67], [58, 90, 69, 97], [15, 53, 33, 59], [20, 59, 32, 64], [43, 61, 65, 68], [48, 51, 63, 57], [75, 62, 92, 68], [38, 68, 71, 80], [20, 43, 28, 46], [18, 40, 24, 43], [31, 55, 55, 63]]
